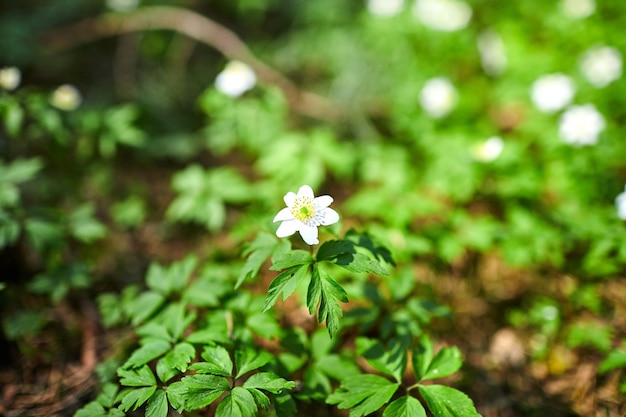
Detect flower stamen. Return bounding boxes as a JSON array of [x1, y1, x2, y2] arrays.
[[291, 196, 315, 223]]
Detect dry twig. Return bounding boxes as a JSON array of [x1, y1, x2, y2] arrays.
[[44, 6, 342, 121]]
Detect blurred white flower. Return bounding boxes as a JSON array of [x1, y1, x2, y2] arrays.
[[273, 185, 339, 245], [107, 0, 140, 11], [559, 104, 605, 146], [0, 67, 21, 91], [472, 136, 504, 162], [530, 73, 575, 113], [412, 0, 472, 32], [580, 46, 622, 88], [419, 77, 458, 118], [50, 84, 82, 111], [616, 186, 626, 220], [215, 60, 256, 97], [367, 0, 405, 17], [477, 29, 507, 76], [560, 0, 595, 19]]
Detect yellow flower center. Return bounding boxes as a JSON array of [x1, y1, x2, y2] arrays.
[[291, 196, 315, 222]]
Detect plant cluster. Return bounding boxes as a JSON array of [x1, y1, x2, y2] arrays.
[[2, 0, 626, 416]]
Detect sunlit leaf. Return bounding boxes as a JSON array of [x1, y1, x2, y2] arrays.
[[326, 374, 399, 417], [418, 385, 481, 417]]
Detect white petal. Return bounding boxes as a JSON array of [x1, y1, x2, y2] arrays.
[[284, 191, 297, 207], [299, 225, 319, 245], [273, 207, 294, 222], [276, 220, 299, 238], [298, 185, 314, 199], [321, 208, 339, 226], [314, 195, 333, 209]]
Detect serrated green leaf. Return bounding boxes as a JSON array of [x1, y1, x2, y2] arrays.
[[180, 374, 230, 410], [307, 266, 322, 315], [319, 273, 348, 338], [418, 385, 482, 417], [243, 372, 296, 394], [599, 349, 626, 374], [274, 392, 297, 417], [216, 387, 258, 417], [326, 374, 399, 417], [186, 311, 231, 345], [74, 401, 107, 417], [166, 381, 186, 412], [317, 239, 357, 261], [189, 345, 233, 376], [154, 256, 196, 295], [128, 291, 165, 326], [307, 266, 348, 338], [183, 274, 230, 307], [303, 366, 332, 400], [345, 230, 396, 266], [235, 348, 273, 379], [108, 408, 125, 417], [156, 342, 196, 383], [236, 232, 283, 288], [136, 322, 171, 343], [316, 354, 361, 381], [162, 302, 195, 342], [96, 383, 120, 408], [356, 337, 407, 382], [119, 386, 156, 412], [246, 388, 270, 409], [421, 346, 463, 381], [335, 252, 389, 275], [263, 264, 309, 312], [412, 336, 434, 381], [146, 389, 168, 417], [270, 250, 313, 271], [247, 311, 282, 339], [383, 396, 427, 417], [97, 293, 124, 328], [150, 255, 197, 295], [118, 364, 156, 387], [122, 339, 171, 369]]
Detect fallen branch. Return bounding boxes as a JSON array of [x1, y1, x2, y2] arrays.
[[44, 6, 342, 121]]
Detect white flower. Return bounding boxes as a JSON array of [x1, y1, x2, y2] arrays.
[[273, 185, 339, 245], [580, 46, 622, 88], [477, 29, 507, 77], [50, 84, 82, 111], [0, 67, 21, 91], [215, 60, 256, 97], [560, 0, 595, 19], [472, 136, 504, 162], [559, 104, 605, 146], [530, 73, 575, 113], [419, 77, 458, 118], [367, 0, 405, 17], [616, 186, 626, 220], [412, 0, 472, 32], [106, 0, 140, 11]]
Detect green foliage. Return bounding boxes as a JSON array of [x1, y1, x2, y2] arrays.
[[5, 1, 626, 415], [326, 374, 400, 417], [167, 165, 253, 231], [418, 385, 482, 417]]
